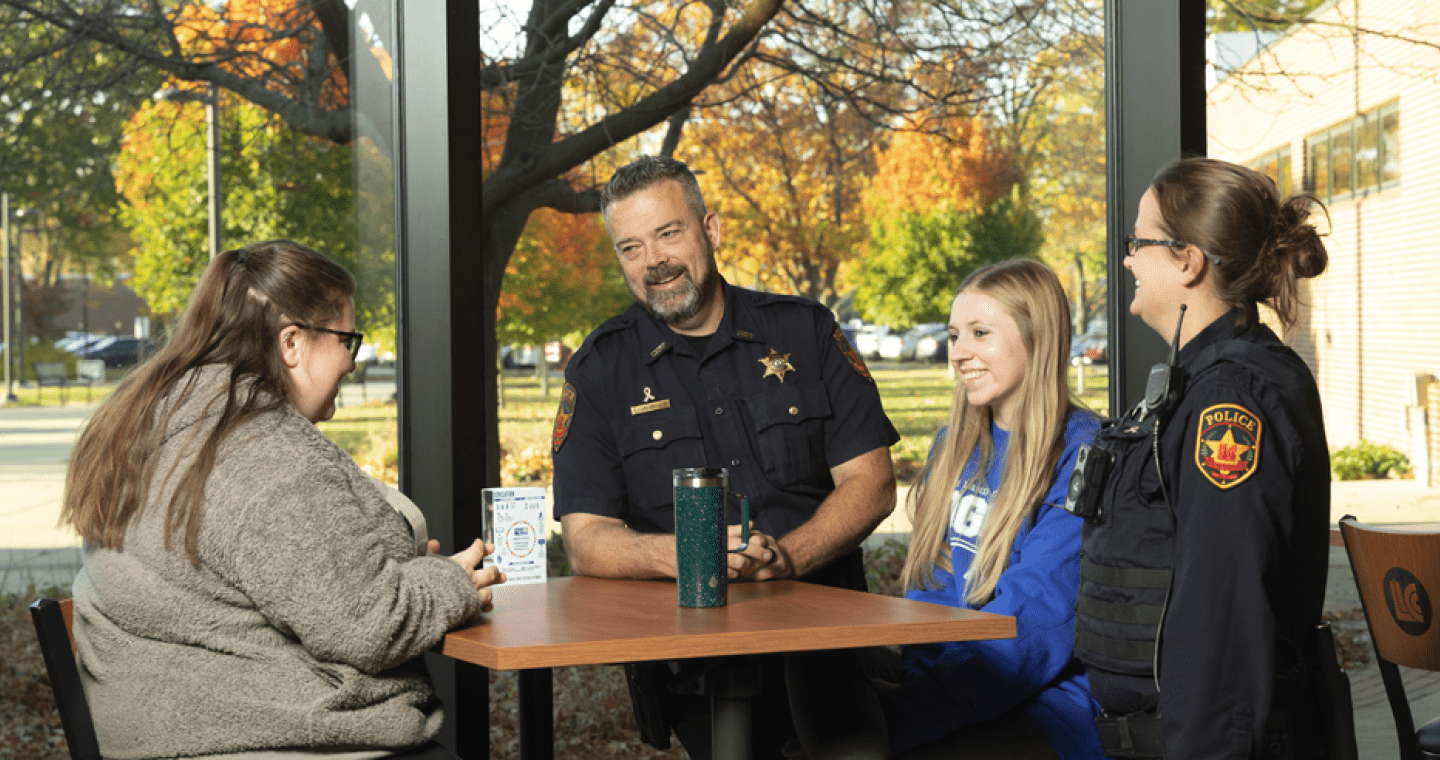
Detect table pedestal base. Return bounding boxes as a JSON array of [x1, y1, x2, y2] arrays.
[[709, 662, 763, 760], [520, 668, 553, 760]]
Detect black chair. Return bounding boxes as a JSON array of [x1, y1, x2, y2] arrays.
[[1340, 515, 1440, 760], [28, 598, 102, 760]]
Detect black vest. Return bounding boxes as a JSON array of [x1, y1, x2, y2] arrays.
[[1074, 340, 1310, 679]]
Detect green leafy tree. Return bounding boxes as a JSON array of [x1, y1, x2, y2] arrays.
[[496, 207, 632, 351], [1014, 27, 1107, 333], [114, 93, 395, 349], [0, 17, 161, 284], [855, 191, 1042, 330]]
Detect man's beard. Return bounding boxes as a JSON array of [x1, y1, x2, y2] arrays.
[[640, 254, 718, 326]]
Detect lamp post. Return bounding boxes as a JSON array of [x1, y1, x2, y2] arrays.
[[2, 192, 12, 402], [1, 198, 41, 398], [156, 82, 223, 259]]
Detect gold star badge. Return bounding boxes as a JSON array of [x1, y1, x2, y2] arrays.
[[759, 348, 795, 383]]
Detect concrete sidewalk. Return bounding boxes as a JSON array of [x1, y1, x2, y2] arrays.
[[3, 398, 1439, 756], [0, 380, 393, 596]]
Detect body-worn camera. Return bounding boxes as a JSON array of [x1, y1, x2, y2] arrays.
[[1064, 442, 1113, 520]]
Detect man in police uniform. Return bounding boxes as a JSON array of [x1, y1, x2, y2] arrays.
[[552, 155, 900, 757]]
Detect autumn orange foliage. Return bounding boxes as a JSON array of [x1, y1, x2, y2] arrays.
[[169, 0, 349, 107], [866, 116, 1023, 220], [498, 207, 610, 318]]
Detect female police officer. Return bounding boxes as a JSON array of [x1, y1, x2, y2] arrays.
[[1071, 157, 1337, 759]]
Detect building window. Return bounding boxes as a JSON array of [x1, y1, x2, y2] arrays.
[[1249, 146, 1292, 197], [1380, 104, 1400, 186], [1304, 101, 1399, 202]]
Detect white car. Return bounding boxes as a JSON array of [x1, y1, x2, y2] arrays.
[[878, 332, 905, 360], [854, 325, 890, 358]]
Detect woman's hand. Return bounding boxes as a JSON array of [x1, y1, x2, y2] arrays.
[[449, 538, 506, 612]]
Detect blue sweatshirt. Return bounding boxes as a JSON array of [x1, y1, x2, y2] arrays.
[[884, 410, 1104, 759]]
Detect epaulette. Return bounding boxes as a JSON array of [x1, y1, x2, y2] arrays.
[[746, 290, 820, 309], [566, 311, 637, 372]]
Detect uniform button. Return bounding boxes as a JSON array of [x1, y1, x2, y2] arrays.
[[788, 406, 799, 415], [730, 459, 740, 466], [652, 430, 663, 440], [715, 407, 724, 415]]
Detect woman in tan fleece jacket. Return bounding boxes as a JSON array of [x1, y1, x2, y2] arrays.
[[62, 240, 501, 759]]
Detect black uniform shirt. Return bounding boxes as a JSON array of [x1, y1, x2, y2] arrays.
[[1081, 309, 1331, 758], [552, 281, 899, 554]]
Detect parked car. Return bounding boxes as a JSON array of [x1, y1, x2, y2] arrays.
[[543, 340, 572, 370], [854, 325, 890, 358], [69, 335, 117, 356], [1070, 330, 1108, 365], [912, 326, 952, 362], [76, 336, 154, 368], [501, 345, 538, 369], [502, 342, 571, 370], [54, 332, 106, 353], [880, 323, 946, 361]]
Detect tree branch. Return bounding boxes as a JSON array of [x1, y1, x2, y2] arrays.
[[483, 0, 784, 218]]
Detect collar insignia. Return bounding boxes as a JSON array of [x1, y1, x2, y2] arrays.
[[759, 348, 796, 383], [650, 342, 667, 357], [736, 330, 756, 339]]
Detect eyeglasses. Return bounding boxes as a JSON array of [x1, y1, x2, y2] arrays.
[[1124, 235, 1188, 257], [293, 323, 365, 361]]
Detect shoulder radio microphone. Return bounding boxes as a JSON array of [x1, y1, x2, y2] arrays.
[[1063, 305, 1188, 521]]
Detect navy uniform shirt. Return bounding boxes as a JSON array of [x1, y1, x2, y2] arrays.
[[552, 280, 899, 584], [1080, 309, 1331, 758]]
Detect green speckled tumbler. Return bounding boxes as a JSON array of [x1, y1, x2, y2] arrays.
[[674, 468, 749, 608]]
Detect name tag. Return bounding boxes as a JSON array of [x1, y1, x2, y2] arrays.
[[631, 399, 671, 415]]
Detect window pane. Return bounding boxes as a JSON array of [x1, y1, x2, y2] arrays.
[[1381, 107, 1401, 185], [1308, 138, 1330, 200], [1355, 115, 1378, 192], [1260, 154, 1280, 189], [1331, 126, 1352, 197], [1278, 146, 1292, 197]]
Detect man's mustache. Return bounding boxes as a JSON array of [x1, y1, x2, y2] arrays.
[[644, 263, 689, 287]]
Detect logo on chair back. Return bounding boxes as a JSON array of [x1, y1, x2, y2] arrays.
[[1383, 567, 1432, 636]]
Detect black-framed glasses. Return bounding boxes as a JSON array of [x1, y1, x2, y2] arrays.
[[293, 323, 365, 361], [1124, 235, 1188, 257]]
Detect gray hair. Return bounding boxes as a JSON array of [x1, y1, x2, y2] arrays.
[[600, 155, 708, 222]]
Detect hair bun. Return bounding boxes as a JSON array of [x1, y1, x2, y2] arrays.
[[1275, 196, 1328, 280]]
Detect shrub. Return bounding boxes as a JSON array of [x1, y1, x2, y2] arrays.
[[864, 538, 909, 597], [1330, 441, 1412, 481]]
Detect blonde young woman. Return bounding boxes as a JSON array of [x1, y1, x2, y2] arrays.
[[63, 241, 501, 759], [785, 259, 1103, 760]]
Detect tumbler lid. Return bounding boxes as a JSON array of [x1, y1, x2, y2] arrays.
[[673, 467, 727, 488]]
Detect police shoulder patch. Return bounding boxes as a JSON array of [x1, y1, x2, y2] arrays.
[[553, 383, 577, 453], [833, 325, 874, 384], [1195, 403, 1262, 489]]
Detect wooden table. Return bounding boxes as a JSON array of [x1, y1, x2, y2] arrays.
[[440, 575, 1016, 760]]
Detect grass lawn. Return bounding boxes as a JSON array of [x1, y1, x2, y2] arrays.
[[0, 382, 116, 407]]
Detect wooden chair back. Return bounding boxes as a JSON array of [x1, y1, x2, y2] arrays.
[[28, 598, 102, 760], [1340, 516, 1440, 760], [1340, 517, 1440, 670]]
